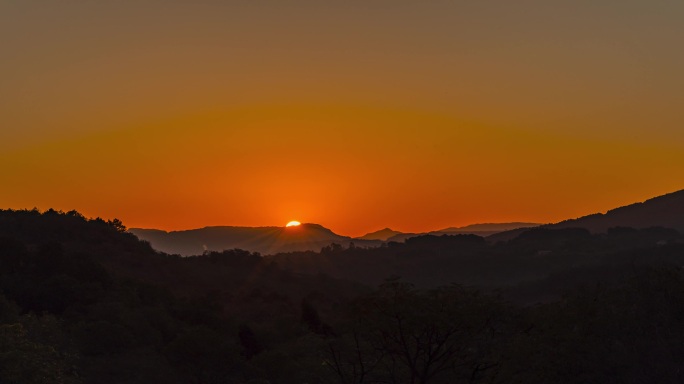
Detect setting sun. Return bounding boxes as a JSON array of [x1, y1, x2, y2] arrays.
[[2, 2, 684, 381]]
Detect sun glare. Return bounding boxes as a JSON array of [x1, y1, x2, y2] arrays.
[[286, 221, 301, 227]]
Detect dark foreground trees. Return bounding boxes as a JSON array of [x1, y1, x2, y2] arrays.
[[323, 268, 684, 384], [2, 209, 684, 383], [324, 280, 510, 384], [500, 267, 684, 384]]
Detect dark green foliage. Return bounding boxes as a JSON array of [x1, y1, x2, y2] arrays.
[[0, 323, 71, 384], [0, 307, 78, 384]]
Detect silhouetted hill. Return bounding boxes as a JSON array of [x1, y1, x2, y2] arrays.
[[488, 189, 684, 242], [432, 222, 540, 237], [384, 222, 540, 242], [356, 228, 403, 241], [135, 222, 546, 255], [130, 223, 381, 256], [552, 189, 684, 232], [269, 227, 684, 294], [0, 208, 369, 383], [3, 207, 684, 384], [385, 232, 422, 242]]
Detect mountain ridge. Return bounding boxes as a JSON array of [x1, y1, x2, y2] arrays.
[[130, 223, 381, 256], [356, 228, 402, 241], [131, 189, 684, 255], [488, 189, 684, 242], [132, 221, 543, 255]]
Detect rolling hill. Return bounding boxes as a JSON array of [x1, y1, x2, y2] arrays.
[[384, 222, 540, 242], [130, 223, 381, 256], [133, 222, 541, 255], [356, 227, 403, 241], [131, 189, 684, 255], [489, 189, 684, 242], [435, 222, 539, 235], [552, 189, 684, 232]]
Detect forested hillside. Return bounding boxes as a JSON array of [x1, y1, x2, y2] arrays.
[[2, 209, 684, 383]]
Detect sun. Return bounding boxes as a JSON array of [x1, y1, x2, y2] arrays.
[[286, 221, 301, 227]]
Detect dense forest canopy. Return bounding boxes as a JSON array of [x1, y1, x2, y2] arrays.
[[1, 208, 684, 383]]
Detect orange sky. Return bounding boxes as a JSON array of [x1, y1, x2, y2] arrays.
[[2, 1, 684, 237]]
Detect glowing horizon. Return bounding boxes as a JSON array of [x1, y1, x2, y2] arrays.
[[1, 2, 684, 238]]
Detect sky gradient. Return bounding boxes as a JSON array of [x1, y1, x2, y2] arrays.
[[2, 1, 684, 236]]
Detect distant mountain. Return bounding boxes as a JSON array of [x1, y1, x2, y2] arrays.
[[130, 223, 380, 256], [137, 221, 541, 256], [432, 222, 540, 237], [356, 228, 403, 241], [384, 222, 540, 243], [133, 188, 684, 256], [386, 232, 421, 243], [489, 189, 684, 242]]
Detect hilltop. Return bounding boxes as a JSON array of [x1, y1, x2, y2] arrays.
[[489, 189, 684, 242], [130, 223, 381, 256]]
